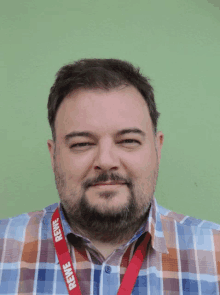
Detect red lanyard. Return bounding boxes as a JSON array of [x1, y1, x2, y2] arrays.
[[51, 207, 151, 295]]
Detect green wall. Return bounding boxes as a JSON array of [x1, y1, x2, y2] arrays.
[[1, 0, 220, 223]]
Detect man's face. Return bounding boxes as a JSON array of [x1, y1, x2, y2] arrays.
[[47, 85, 164, 242]]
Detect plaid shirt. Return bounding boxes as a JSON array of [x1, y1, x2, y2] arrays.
[[0, 197, 220, 295]]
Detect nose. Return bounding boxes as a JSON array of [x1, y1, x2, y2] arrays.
[[93, 142, 120, 172]]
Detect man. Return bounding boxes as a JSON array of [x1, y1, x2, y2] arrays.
[[0, 58, 219, 294]]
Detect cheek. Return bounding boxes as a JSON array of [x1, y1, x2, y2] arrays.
[[133, 148, 157, 172], [59, 150, 93, 177]]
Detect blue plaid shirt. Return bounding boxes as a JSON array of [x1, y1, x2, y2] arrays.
[[0, 197, 220, 294]]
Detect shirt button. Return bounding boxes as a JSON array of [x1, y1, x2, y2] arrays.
[[105, 265, 112, 274]]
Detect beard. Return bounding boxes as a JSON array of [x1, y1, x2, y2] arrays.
[[53, 156, 159, 245]]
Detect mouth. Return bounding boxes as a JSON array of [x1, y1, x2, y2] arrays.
[[92, 182, 126, 186], [90, 183, 126, 191]]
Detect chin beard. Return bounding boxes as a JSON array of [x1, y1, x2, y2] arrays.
[[60, 187, 152, 245]]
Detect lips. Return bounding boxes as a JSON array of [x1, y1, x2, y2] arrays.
[[92, 182, 125, 186]]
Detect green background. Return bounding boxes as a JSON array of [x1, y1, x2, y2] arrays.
[[1, 0, 220, 223]]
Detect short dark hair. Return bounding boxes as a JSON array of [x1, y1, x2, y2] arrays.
[[47, 58, 160, 142]]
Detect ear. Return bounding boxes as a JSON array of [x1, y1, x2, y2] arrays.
[[155, 131, 164, 165], [47, 139, 55, 173]]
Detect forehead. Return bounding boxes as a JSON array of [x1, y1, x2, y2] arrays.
[[55, 86, 153, 139]]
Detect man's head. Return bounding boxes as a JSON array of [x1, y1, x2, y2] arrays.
[[47, 58, 164, 244]]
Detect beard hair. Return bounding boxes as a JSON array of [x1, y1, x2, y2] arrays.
[[60, 184, 153, 245]]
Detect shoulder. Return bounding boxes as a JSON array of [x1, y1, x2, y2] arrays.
[[158, 203, 220, 231], [157, 203, 220, 251], [0, 203, 59, 245]]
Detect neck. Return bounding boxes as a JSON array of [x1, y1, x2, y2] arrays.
[[69, 224, 135, 259], [90, 240, 125, 259]]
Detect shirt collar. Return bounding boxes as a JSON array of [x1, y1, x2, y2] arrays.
[[144, 197, 168, 254], [57, 196, 168, 256]]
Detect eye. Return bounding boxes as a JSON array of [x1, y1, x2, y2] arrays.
[[70, 142, 94, 148], [120, 139, 140, 144]]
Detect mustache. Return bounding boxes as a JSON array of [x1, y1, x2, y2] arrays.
[[84, 172, 131, 188]]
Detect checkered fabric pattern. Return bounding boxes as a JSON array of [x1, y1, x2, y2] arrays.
[[0, 197, 220, 294]]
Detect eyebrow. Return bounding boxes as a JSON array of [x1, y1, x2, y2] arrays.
[[64, 128, 146, 142]]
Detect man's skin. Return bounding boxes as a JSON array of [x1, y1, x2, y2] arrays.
[[47, 85, 164, 259]]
